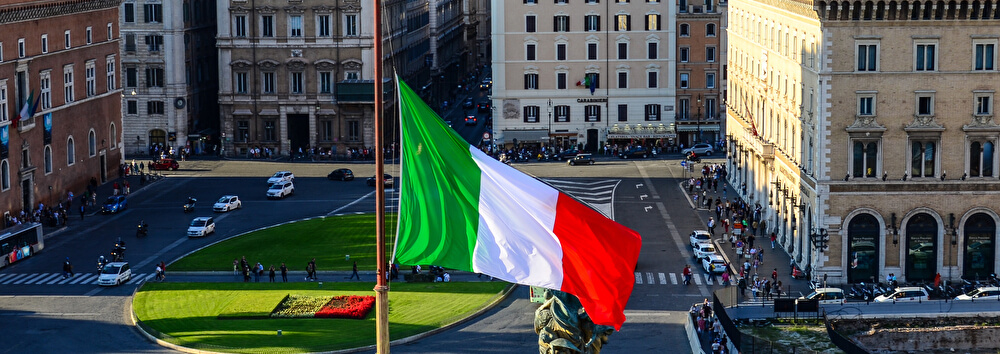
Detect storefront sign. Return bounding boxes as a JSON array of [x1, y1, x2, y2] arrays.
[[576, 98, 608, 103], [608, 133, 677, 139]]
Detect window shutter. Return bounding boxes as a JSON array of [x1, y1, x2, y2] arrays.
[[553, 17, 558, 32], [656, 15, 661, 30], [596, 16, 601, 31], [524, 74, 530, 89], [627, 15, 631, 31], [566, 17, 570, 31]]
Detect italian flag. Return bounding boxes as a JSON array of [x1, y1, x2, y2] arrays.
[[394, 78, 642, 330]]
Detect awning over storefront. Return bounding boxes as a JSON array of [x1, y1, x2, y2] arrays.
[[500, 129, 550, 143], [607, 133, 677, 139], [676, 125, 721, 132]]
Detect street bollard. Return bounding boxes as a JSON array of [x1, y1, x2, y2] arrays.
[[318, 282, 323, 288], [277, 330, 282, 336]]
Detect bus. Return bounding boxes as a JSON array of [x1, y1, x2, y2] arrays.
[[0, 222, 43, 269]]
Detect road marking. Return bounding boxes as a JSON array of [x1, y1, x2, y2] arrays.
[[15, 273, 48, 284], [669, 273, 678, 284], [326, 191, 376, 217], [634, 272, 643, 285], [127, 273, 147, 284], [2, 274, 29, 284], [37, 273, 63, 284], [693, 276, 702, 285], [0, 274, 12, 282], [56, 274, 79, 284], [659, 273, 667, 285], [646, 272, 654, 284], [704, 274, 714, 285], [71, 274, 96, 284]]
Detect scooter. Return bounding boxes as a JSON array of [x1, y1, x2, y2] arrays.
[[183, 197, 197, 213], [136, 221, 149, 237], [97, 255, 106, 273]]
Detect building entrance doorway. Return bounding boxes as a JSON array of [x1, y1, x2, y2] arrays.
[[287, 114, 309, 154], [585, 129, 598, 152]]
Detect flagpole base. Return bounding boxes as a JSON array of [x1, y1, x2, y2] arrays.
[[375, 284, 390, 354]]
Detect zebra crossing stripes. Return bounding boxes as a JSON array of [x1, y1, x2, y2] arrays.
[[632, 272, 724, 286], [0, 273, 149, 285], [541, 179, 620, 219], [2, 274, 29, 284]]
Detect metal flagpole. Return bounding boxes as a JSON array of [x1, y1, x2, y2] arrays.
[[372, 0, 390, 352]]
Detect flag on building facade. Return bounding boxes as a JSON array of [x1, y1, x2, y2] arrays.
[[16, 91, 34, 121], [394, 78, 642, 330]]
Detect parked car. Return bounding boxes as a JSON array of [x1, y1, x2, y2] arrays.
[[187, 216, 216, 237], [618, 147, 648, 159], [97, 262, 132, 286], [689, 230, 712, 247], [701, 254, 728, 274], [465, 116, 478, 125], [568, 153, 595, 166], [477, 101, 491, 112], [553, 150, 581, 161], [101, 195, 128, 214], [267, 171, 295, 185], [800, 288, 847, 305], [328, 168, 355, 181], [682, 143, 715, 156], [692, 242, 717, 260], [874, 287, 929, 302], [462, 98, 475, 109], [267, 181, 295, 199], [955, 287, 1000, 301], [367, 174, 394, 188], [212, 195, 242, 212], [150, 158, 179, 170]]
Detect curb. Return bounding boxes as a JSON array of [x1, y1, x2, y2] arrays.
[[685, 311, 707, 354]]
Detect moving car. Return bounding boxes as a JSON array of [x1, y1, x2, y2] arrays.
[[568, 153, 595, 166], [874, 287, 929, 302], [267, 181, 295, 199], [682, 143, 715, 156], [465, 116, 478, 125], [692, 242, 717, 260], [462, 98, 475, 109], [97, 262, 132, 286], [955, 287, 1000, 301], [479, 82, 491, 91], [689, 230, 712, 247], [367, 174, 394, 188], [618, 147, 648, 159], [328, 168, 355, 181], [553, 150, 581, 161], [267, 171, 295, 185], [701, 254, 728, 274], [800, 288, 847, 305], [101, 195, 128, 214], [477, 101, 491, 112], [187, 216, 216, 237], [213, 195, 242, 212], [150, 158, 179, 171]]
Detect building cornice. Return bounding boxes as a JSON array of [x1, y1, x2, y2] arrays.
[[0, 0, 121, 24]]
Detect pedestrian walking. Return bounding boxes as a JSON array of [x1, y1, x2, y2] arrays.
[[770, 232, 777, 248], [233, 259, 239, 277], [155, 264, 164, 281], [79, 204, 85, 220], [62, 257, 74, 279], [722, 271, 731, 286], [683, 264, 693, 285], [707, 217, 716, 236], [349, 261, 360, 280], [772, 268, 778, 282], [268, 265, 276, 282], [280, 263, 288, 282], [254, 262, 262, 282], [124, 180, 130, 195]]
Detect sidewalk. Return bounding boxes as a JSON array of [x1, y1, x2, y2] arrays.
[[152, 270, 500, 284]]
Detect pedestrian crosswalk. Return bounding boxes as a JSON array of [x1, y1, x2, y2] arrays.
[[634, 272, 729, 286], [541, 179, 620, 218], [0, 272, 152, 286]]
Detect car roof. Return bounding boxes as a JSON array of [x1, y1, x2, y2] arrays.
[[974, 286, 1000, 291], [193, 216, 213, 221], [895, 287, 925, 292], [106, 261, 128, 266], [814, 287, 843, 293], [274, 171, 291, 174], [695, 241, 715, 247], [335, 168, 351, 171], [705, 254, 725, 261], [692, 230, 711, 235], [219, 195, 236, 198]]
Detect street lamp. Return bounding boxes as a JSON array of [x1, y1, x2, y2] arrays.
[[547, 99, 553, 146], [696, 94, 703, 144]]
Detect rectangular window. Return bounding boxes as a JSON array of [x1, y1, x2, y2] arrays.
[[585, 105, 601, 122], [618, 72, 628, 89], [915, 43, 936, 71], [63, 65, 74, 103], [125, 34, 136, 52], [645, 104, 661, 121], [678, 98, 689, 119], [143, 4, 162, 23], [319, 72, 332, 93], [526, 44, 536, 60], [976, 94, 993, 115], [618, 42, 627, 60], [647, 71, 658, 88], [524, 73, 539, 89], [125, 67, 137, 87], [969, 139, 995, 177], [18, 38, 24, 58], [145, 67, 164, 87], [910, 140, 937, 178], [645, 14, 660, 30], [1, 83, 9, 121], [85, 61, 96, 97], [262, 72, 275, 93], [290, 72, 303, 93], [106, 55, 116, 91], [556, 43, 566, 60], [147, 100, 164, 114], [706, 98, 717, 119], [86, 27, 92, 44], [348, 120, 360, 141], [679, 47, 689, 62], [615, 14, 630, 31], [554, 105, 571, 122], [39, 72, 51, 109], [237, 120, 249, 142], [126, 100, 137, 115], [523, 106, 540, 123], [917, 95, 933, 115], [588, 43, 598, 60], [554, 15, 570, 32], [41, 35, 48, 54], [345, 15, 358, 36], [706, 46, 716, 62], [262, 15, 274, 37], [858, 95, 875, 116], [346, 71, 359, 80], [648, 42, 658, 59], [852, 140, 880, 178], [857, 43, 878, 71], [289, 15, 303, 37], [557, 73, 567, 89], [317, 15, 331, 37], [706, 72, 716, 89], [321, 121, 334, 141], [526, 15, 536, 32], [618, 104, 628, 122], [235, 72, 248, 94], [145, 35, 163, 52], [263, 121, 277, 141], [585, 15, 600, 31], [0, 43, 4, 62], [107, 23, 113, 40], [975, 42, 996, 71], [680, 73, 689, 88], [234, 15, 247, 37], [124, 3, 135, 23]]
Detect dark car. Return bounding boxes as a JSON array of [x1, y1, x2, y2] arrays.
[[328, 168, 354, 181], [477, 101, 491, 112], [553, 150, 581, 161], [462, 99, 474, 109], [150, 158, 179, 170], [465, 116, 477, 125], [618, 147, 648, 159], [367, 174, 394, 188], [568, 153, 595, 166], [101, 195, 128, 214], [479, 82, 491, 91]]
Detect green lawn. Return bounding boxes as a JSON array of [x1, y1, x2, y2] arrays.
[[134, 282, 508, 353], [169, 214, 397, 272]]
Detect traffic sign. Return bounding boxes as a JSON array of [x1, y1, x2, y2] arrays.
[[681, 160, 687, 167], [483, 132, 491, 140]]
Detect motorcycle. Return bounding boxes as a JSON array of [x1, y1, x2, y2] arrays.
[[97, 255, 106, 273], [136, 221, 149, 237], [686, 152, 702, 163], [183, 197, 197, 213]]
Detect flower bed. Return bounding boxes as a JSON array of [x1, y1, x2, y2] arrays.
[[315, 295, 376, 319], [270, 295, 331, 318]]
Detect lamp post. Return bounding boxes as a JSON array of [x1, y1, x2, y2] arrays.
[[547, 99, 553, 147], [696, 94, 703, 144]]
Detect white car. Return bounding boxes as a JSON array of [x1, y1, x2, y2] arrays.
[[701, 254, 728, 274], [97, 262, 132, 286], [874, 287, 929, 303], [267, 171, 295, 185], [955, 287, 1000, 301], [689, 230, 712, 247], [682, 143, 715, 156], [187, 216, 216, 237], [693, 242, 717, 260], [801, 288, 847, 305], [213, 195, 242, 212], [267, 181, 294, 199]]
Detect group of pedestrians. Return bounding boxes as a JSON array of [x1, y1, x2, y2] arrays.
[[233, 256, 288, 283], [691, 299, 729, 354]]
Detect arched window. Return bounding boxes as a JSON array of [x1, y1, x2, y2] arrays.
[[963, 213, 996, 280], [110, 123, 117, 149], [88, 130, 97, 157], [44, 146, 52, 174], [847, 213, 880, 283], [0, 160, 8, 191], [67, 137, 76, 165], [679, 23, 690, 37], [905, 213, 938, 281]]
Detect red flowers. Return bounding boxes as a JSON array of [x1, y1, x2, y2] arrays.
[[314, 295, 376, 319]]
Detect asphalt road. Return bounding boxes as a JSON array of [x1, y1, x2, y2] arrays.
[[0, 156, 721, 353]]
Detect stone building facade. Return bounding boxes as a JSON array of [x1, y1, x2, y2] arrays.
[[676, 0, 725, 146], [0, 0, 123, 215]]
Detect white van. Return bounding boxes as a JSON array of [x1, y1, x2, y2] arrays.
[[97, 262, 132, 286], [800, 288, 846, 305]]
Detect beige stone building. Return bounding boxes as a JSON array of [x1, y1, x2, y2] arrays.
[[676, 0, 725, 146], [729, 0, 1000, 284]]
